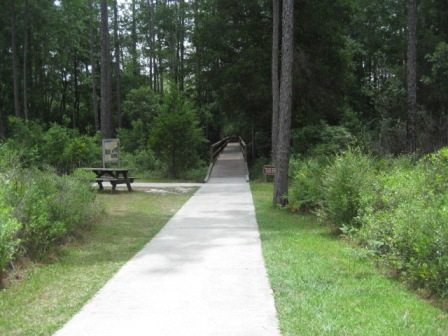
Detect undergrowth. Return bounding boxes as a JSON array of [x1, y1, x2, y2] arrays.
[[289, 147, 448, 297]]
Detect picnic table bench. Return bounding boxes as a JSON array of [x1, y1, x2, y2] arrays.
[[85, 168, 139, 192]]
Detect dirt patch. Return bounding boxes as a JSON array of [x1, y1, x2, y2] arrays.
[[143, 187, 195, 195]]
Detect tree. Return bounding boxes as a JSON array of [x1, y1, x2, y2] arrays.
[[271, 0, 280, 163], [273, 0, 293, 206], [406, 0, 417, 152], [9, 0, 20, 118], [150, 87, 205, 178], [89, 0, 100, 132], [113, 0, 123, 129], [100, 0, 113, 138]]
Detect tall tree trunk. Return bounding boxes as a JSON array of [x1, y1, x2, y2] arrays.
[[271, 0, 280, 164], [89, 0, 100, 132], [151, 0, 157, 92], [72, 53, 79, 128], [193, 0, 202, 104], [100, 0, 113, 138], [179, 0, 185, 91], [406, 0, 417, 152], [131, 0, 139, 77], [10, 0, 21, 118], [23, 0, 29, 120], [274, 0, 294, 206], [0, 88, 5, 138], [146, 0, 154, 90], [114, 0, 122, 129]]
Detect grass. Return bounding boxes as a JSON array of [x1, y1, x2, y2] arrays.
[[251, 182, 448, 336], [0, 188, 196, 335]]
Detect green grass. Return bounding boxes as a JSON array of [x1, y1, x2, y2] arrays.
[[251, 182, 448, 336], [0, 188, 196, 335]]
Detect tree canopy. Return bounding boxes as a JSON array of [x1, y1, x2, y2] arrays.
[[1, 0, 447, 155]]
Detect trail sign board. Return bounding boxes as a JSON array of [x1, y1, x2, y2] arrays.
[[102, 139, 120, 167], [263, 165, 276, 175]]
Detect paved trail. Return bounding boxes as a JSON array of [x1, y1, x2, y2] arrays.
[[54, 143, 280, 335]]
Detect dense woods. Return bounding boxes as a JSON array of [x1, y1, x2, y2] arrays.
[[1, 0, 448, 296], [0, 0, 447, 156]]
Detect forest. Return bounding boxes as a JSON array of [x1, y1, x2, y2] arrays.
[[1, 0, 448, 296], [1, 0, 446, 158]]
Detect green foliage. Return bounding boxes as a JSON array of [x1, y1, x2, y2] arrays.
[[252, 182, 448, 335], [356, 153, 448, 295], [0, 144, 98, 266], [288, 148, 448, 295], [150, 87, 206, 178], [117, 120, 149, 154], [321, 148, 374, 229], [5, 118, 101, 173], [120, 148, 162, 175], [10, 168, 97, 259], [120, 86, 161, 153], [249, 157, 271, 181], [292, 122, 354, 156], [0, 183, 21, 277], [289, 156, 329, 212], [42, 124, 101, 172]]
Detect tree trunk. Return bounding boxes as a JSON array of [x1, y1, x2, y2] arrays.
[[274, 0, 294, 206], [23, 0, 29, 120], [10, 0, 21, 118], [179, 0, 185, 91], [271, 0, 280, 164], [100, 0, 113, 138], [114, 0, 123, 129], [131, 0, 139, 76], [146, 0, 154, 90], [406, 0, 417, 152], [72, 54, 79, 128], [194, 0, 202, 104], [89, 0, 100, 132]]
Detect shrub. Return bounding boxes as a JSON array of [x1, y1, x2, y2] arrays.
[[291, 122, 353, 156], [10, 169, 97, 258], [287, 146, 448, 295], [120, 148, 162, 175], [249, 157, 271, 181], [150, 87, 206, 178], [63, 134, 101, 169], [5, 119, 101, 173], [0, 187, 21, 277], [357, 151, 448, 295], [321, 148, 374, 229], [289, 156, 329, 212], [0, 144, 99, 262]]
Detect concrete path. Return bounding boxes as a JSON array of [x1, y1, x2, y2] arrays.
[[54, 143, 280, 335]]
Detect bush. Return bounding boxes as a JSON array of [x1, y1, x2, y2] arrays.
[[287, 147, 448, 295], [120, 148, 162, 175], [289, 156, 329, 212], [0, 189, 21, 277], [249, 157, 271, 181], [357, 150, 448, 295], [5, 119, 101, 173], [10, 168, 98, 258], [150, 87, 206, 178], [0, 145, 99, 265], [291, 122, 353, 156], [321, 148, 374, 229]]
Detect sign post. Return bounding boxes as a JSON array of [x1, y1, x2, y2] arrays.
[[102, 139, 120, 168], [263, 165, 276, 182]]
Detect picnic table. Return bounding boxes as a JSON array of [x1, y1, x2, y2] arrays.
[[85, 168, 137, 192]]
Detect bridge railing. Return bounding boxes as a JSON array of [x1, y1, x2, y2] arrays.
[[209, 136, 247, 163], [205, 136, 248, 182]]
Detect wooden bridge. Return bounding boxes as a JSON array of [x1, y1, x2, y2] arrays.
[[205, 136, 249, 182]]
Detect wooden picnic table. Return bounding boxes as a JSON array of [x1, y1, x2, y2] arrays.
[[85, 168, 137, 192]]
